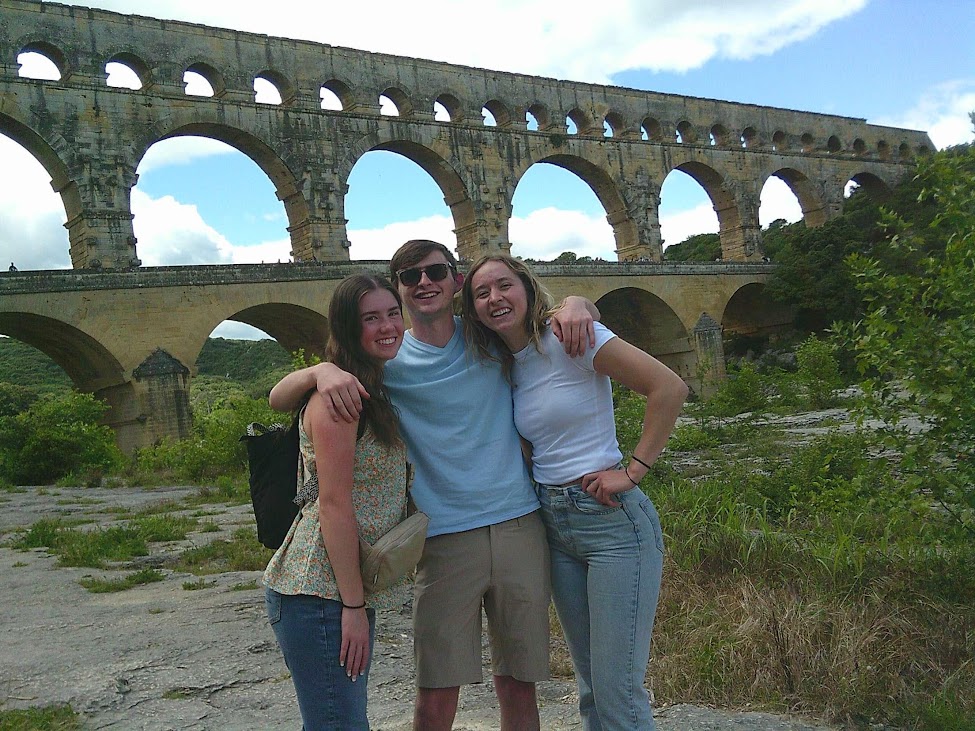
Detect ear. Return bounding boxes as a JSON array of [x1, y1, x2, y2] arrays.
[[452, 271, 465, 293]]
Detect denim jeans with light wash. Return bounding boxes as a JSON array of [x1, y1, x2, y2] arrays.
[[536, 483, 664, 731], [265, 588, 376, 731]]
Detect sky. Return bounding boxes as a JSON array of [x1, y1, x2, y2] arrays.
[[1, 0, 973, 339]]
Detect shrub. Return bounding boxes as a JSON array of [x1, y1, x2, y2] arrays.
[[795, 335, 843, 409], [0, 392, 123, 485]]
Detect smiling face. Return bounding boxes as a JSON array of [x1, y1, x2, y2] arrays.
[[358, 287, 405, 362], [396, 249, 461, 324], [469, 259, 530, 351]]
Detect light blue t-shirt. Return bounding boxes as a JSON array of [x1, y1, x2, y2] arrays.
[[384, 317, 538, 537]]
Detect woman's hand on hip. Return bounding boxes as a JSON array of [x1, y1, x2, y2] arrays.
[[580, 469, 635, 507]]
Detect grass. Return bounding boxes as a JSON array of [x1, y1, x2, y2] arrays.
[[182, 578, 216, 590], [10, 513, 198, 568], [169, 527, 273, 575], [230, 579, 259, 591], [78, 568, 166, 593], [0, 704, 81, 730], [607, 384, 975, 730]]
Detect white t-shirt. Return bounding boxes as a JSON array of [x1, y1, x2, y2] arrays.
[[512, 322, 622, 485]]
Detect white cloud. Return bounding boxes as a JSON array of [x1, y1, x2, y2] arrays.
[[210, 322, 271, 340], [875, 80, 975, 150], [0, 135, 71, 270], [348, 216, 458, 260], [130, 189, 233, 266], [509, 208, 615, 260], [54, 0, 866, 83]]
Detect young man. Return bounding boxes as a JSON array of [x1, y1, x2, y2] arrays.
[[269, 240, 597, 731]]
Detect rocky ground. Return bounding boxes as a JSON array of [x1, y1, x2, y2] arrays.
[[0, 482, 844, 730]]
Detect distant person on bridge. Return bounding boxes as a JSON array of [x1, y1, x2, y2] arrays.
[[461, 253, 687, 731], [8, 263, 16, 271], [270, 239, 599, 731], [263, 273, 411, 731]]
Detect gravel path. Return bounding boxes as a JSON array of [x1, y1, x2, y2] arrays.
[[0, 485, 842, 730]]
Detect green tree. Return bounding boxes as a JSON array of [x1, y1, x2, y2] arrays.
[[840, 131, 975, 534], [662, 232, 721, 262], [0, 392, 123, 485]]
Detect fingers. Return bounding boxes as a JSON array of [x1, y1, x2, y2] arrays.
[[580, 471, 623, 506]]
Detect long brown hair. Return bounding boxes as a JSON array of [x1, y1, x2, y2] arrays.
[[324, 274, 401, 446], [460, 253, 553, 380]]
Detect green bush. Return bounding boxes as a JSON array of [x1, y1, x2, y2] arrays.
[[701, 361, 769, 417], [136, 394, 280, 482], [0, 391, 123, 485], [795, 335, 843, 409]]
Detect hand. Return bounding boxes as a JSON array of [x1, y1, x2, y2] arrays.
[[316, 363, 370, 423], [550, 296, 596, 357], [580, 469, 635, 507], [340, 607, 371, 680]]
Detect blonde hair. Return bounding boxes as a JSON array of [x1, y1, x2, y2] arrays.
[[460, 254, 554, 380]]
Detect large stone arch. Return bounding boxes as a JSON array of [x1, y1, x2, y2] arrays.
[[189, 303, 331, 369], [340, 135, 476, 256], [720, 282, 794, 349], [666, 161, 752, 260], [132, 118, 307, 261], [765, 167, 828, 227], [0, 112, 85, 264], [594, 286, 694, 379], [846, 171, 892, 202], [518, 153, 635, 259], [0, 311, 158, 451]]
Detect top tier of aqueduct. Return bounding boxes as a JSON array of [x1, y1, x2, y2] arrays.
[[0, 0, 933, 270]]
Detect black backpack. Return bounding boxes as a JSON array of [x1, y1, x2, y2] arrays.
[[240, 415, 301, 550]]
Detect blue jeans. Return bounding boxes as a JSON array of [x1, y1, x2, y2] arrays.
[[536, 483, 664, 731], [265, 588, 376, 731]]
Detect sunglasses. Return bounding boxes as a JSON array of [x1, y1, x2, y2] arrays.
[[396, 263, 454, 287]]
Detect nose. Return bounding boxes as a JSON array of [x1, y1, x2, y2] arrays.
[[418, 270, 434, 285]]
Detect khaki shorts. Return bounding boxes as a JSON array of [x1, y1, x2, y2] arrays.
[[413, 511, 551, 688]]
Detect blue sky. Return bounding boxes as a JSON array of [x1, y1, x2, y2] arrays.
[[1, 0, 972, 338]]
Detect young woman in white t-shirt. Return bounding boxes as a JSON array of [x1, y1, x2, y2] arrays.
[[461, 253, 688, 731]]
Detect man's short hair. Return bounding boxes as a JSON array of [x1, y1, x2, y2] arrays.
[[390, 240, 458, 284]]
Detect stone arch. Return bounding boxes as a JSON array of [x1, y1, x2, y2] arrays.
[[566, 108, 592, 135], [105, 51, 151, 88], [526, 102, 550, 131], [853, 138, 867, 156], [133, 118, 307, 259], [483, 99, 511, 127], [765, 167, 827, 227], [183, 60, 225, 97], [197, 303, 331, 365], [710, 123, 731, 147], [340, 135, 476, 255], [595, 287, 693, 379], [379, 86, 414, 117], [642, 116, 663, 141], [800, 132, 815, 153], [676, 120, 697, 144], [254, 68, 295, 105], [520, 153, 635, 260], [16, 39, 68, 78], [668, 161, 742, 254], [603, 111, 626, 138], [771, 130, 788, 151], [847, 171, 892, 201], [877, 140, 890, 159], [0, 312, 126, 392], [0, 112, 82, 263], [720, 282, 793, 340], [320, 78, 355, 111], [741, 126, 759, 148], [434, 92, 465, 122], [897, 142, 912, 160], [827, 135, 842, 153]]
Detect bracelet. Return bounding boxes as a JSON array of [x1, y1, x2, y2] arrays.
[[631, 454, 652, 471], [341, 601, 366, 610], [624, 468, 640, 487]]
